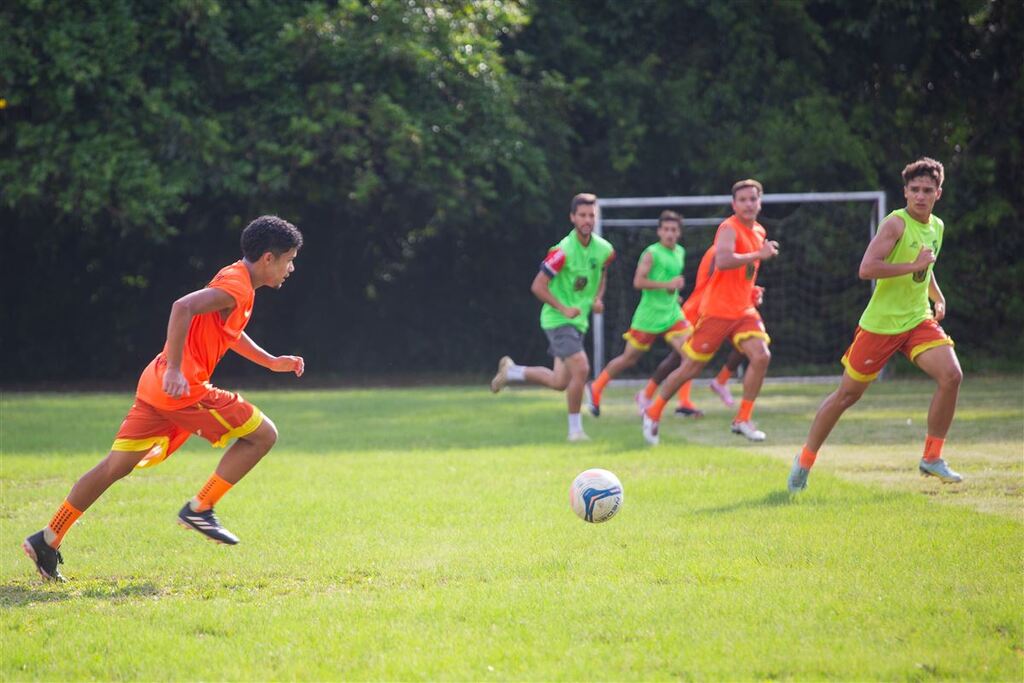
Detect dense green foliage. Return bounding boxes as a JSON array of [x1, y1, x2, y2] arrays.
[[1, 0, 1020, 381]]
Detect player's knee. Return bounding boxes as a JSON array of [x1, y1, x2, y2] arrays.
[[249, 418, 278, 451], [748, 347, 771, 368], [102, 454, 138, 480], [936, 364, 963, 389], [836, 388, 863, 410]]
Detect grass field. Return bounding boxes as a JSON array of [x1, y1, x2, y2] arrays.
[[2, 377, 1022, 680]]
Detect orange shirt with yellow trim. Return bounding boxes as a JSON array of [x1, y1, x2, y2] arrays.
[[699, 216, 766, 320], [136, 261, 255, 410]]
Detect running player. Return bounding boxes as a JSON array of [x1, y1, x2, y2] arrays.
[[23, 216, 305, 581], [638, 246, 763, 415], [641, 179, 779, 445], [585, 210, 689, 417], [788, 158, 963, 492], [490, 193, 615, 442]]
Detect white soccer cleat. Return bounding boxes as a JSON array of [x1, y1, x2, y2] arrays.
[[567, 430, 591, 443], [731, 420, 766, 441], [918, 458, 963, 483], [709, 379, 735, 407], [490, 356, 513, 393], [641, 414, 660, 446], [634, 391, 652, 416]]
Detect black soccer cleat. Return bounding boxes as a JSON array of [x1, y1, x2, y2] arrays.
[[177, 503, 240, 545], [674, 405, 704, 418], [22, 530, 66, 582]]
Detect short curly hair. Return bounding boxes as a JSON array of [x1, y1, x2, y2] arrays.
[[240, 216, 303, 261], [901, 157, 944, 188]]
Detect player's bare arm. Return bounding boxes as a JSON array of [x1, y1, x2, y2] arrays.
[[230, 332, 305, 376], [162, 287, 236, 398], [531, 270, 580, 319], [929, 272, 947, 321], [714, 226, 779, 270], [858, 216, 935, 280], [633, 252, 684, 291], [593, 264, 610, 314]]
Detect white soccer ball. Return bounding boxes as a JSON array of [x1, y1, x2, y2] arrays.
[[569, 468, 624, 523]]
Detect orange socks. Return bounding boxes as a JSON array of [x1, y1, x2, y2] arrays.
[[591, 370, 611, 404], [799, 445, 818, 469], [677, 381, 694, 408], [191, 473, 234, 512], [642, 379, 658, 400], [45, 499, 83, 548], [923, 435, 945, 462], [716, 366, 731, 384], [646, 395, 668, 421], [735, 399, 755, 424]]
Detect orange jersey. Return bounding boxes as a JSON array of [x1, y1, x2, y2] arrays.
[[136, 261, 256, 410], [681, 246, 716, 322], [699, 216, 766, 320]]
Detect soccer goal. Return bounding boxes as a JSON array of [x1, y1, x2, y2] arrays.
[[593, 191, 887, 380]]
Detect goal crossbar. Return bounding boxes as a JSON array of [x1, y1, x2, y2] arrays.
[[592, 190, 887, 376]]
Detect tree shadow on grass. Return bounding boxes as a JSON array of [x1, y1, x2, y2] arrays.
[[0, 578, 161, 607]]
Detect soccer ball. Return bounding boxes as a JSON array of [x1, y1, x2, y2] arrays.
[[569, 469, 624, 523]]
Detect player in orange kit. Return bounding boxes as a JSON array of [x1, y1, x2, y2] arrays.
[[23, 216, 305, 581], [642, 179, 778, 445], [637, 245, 763, 415]]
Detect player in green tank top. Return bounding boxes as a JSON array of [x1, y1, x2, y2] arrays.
[[789, 158, 965, 494], [585, 211, 692, 417], [489, 193, 616, 442]]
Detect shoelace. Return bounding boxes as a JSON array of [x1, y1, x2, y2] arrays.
[[55, 550, 64, 565]]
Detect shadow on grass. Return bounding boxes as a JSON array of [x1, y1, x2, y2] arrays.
[[692, 490, 796, 516], [0, 579, 161, 607]]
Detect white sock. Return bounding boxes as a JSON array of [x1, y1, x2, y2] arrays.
[[507, 364, 526, 381], [568, 413, 583, 433]]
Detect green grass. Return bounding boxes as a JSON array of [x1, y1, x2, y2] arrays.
[[1, 379, 1022, 680]]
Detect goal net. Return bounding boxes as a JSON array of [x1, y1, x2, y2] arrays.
[[593, 192, 886, 380]]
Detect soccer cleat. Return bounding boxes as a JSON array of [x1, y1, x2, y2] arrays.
[[567, 430, 591, 443], [731, 420, 766, 441], [177, 503, 240, 545], [918, 458, 963, 483], [490, 356, 513, 393], [634, 391, 652, 416], [642, 414, 660, 446], [22, 530, 65, 582], [584, 382, 600, 417], [787, 455, 810, 493], [709, 379, 735, 407], [674, 404, 704, 418]]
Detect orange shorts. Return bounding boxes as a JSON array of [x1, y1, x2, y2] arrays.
[[624, 318, 692, 352], [683, 314, 770, 362], [112, 387, 264, 469], [841, 319, 954, 382]]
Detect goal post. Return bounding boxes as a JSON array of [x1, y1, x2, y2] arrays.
[[592, 191, 887, 379]]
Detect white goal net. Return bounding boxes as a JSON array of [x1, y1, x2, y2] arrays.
[[593, 192, 886, 380]]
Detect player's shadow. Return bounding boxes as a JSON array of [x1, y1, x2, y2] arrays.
[[0, 579, 160, 608], [691, 490, 801, 515], [693, 489, 894, 516]]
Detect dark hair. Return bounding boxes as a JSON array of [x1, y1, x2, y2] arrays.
[[731, 179, 763, 197], [570, 192, 598, 214], [902, 157, 944, 187], [241, 216, 303, 261], [658, 209, 683, 227]]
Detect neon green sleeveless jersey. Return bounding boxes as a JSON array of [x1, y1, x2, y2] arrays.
[[859, 208, 944, 334], [630, 242, 685, 332], [539, 230, 615, 333]]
